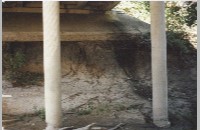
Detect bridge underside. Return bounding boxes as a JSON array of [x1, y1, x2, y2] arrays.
[[2, 12, 150, 42], [2, 1, 170, 129]]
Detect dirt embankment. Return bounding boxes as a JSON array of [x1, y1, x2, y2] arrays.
[[2, 37, 197, 129]]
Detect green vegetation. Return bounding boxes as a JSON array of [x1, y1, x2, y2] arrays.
[[34, 107, 45, 120], [69, 103, 94, 116], [165, 1, 197, 54], [94, 104, 111, 114], [3, 44, 43, 86], [77, 108, 92, 116], [69, 103, 129, 116], [115, 1, 197, 54], [3, 48, 26, 76], [114, 1, 150, 23], [4, 70, 43, 87], [114, 103, 127, 111]]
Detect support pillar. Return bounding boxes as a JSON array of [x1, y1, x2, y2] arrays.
[[150, 1, 170, 127], [43, 1, 62, 130]]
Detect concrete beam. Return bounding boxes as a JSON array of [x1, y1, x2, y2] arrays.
[[76, 1, 88, 8], [3, 7, 98, 14], [2, 12, 149, 42], [3, 32, 140, 42]]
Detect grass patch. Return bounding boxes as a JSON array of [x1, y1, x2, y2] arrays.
[[77, 108, 92, 116], [34, 107, 45, 120]]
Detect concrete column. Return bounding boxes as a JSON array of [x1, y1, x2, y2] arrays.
[[43, 1, 62, 130], [150, 1, 170, 127]]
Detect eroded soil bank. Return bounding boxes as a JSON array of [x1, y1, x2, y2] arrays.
[[2, 38, 196, 130]]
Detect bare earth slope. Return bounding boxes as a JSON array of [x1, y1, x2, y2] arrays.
[[2, 39, 196, 130]]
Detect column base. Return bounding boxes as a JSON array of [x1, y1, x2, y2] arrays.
[[46, 124, 60, 130], [154, 119, 171, 128]]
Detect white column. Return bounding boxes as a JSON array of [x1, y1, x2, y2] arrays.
[[43, 1, 62, 130], [150, 1, 170, 127]]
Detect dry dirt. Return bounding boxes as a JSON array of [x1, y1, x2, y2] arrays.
[[2, 39, 197, 130]]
